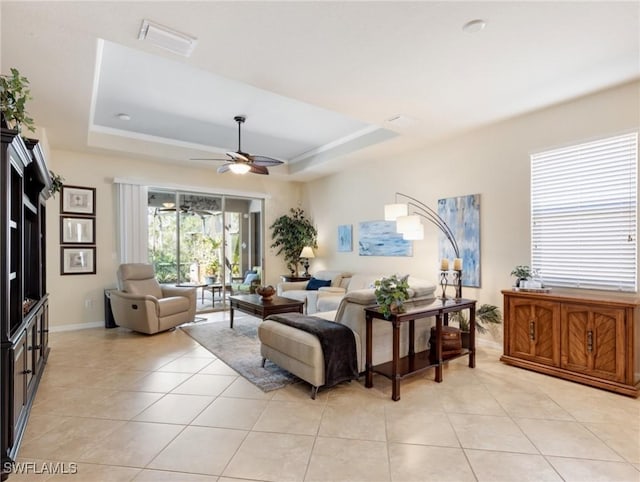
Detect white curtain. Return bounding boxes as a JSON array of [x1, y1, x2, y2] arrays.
[[115, 182, 149, 264]]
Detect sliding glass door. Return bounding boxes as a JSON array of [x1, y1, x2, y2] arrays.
[[147, 189, 263, 312]]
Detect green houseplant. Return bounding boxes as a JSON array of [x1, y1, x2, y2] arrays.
[[510, 265, 532, 287], [48, 170, 64, 198], [0, 68, 35, 133], [450, 303, 503, 347], [270, 208, 317, 276], [374, 274, 410, 319]]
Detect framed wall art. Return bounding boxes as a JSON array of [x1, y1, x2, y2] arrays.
[[337, 224, 353, 252], [60, 216, 95, 244], [358, 220, 412, 257], [61, 185, 96, 215], [438, 193, 481, 287], [60, 246, 96, 275]]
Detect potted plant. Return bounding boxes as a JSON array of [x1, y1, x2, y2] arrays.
[[48, 170, 64, 198], [204, 257, 220, 284], [510, 265, 532, 288], [450, 303, 502, 347], [0, 68, 35, 133], [374, 274, 410, 319], [270, 207, 317, 276]]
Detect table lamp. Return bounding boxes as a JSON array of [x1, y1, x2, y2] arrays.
[[299, 246, 315, 277]]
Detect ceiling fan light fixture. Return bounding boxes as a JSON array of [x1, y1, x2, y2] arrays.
[[162, 202, 175, 208], [228, 163, 251, 175]]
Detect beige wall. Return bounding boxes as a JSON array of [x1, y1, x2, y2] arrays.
[[44, 80, 639, 332], [303, 80, 640, 343], [46, 150, 301, 328]]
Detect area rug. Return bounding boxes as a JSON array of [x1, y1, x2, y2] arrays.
[[180, 317, 300, 392]]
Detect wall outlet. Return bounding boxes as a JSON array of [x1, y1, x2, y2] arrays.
[[84, 299, 94, 309]]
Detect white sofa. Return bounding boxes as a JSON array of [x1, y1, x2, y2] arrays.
[[259, 274, 437, 397], [276, 270, 352, 314]]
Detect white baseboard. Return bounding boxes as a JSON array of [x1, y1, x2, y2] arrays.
[[49, 321, 104, 333]]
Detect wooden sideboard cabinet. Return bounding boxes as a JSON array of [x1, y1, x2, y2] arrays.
[[501, 289, 640, 397]]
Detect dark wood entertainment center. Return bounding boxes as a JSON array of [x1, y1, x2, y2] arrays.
[[1, 129, 52, 479]]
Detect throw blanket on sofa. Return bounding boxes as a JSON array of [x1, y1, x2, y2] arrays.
[[266, 313, 359, 388]]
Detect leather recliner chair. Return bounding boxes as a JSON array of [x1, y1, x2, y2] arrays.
[[110, 263, 197, 334]]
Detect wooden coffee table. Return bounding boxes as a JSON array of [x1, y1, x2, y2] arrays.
[[229, 294, 304, 328]]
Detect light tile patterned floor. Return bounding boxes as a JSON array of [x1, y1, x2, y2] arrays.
[[11, 311, 640, 481]]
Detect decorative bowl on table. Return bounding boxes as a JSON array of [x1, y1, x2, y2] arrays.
[[256, 285, 276, 300]]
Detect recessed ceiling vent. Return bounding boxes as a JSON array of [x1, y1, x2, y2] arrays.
[[138, 19, 197, 57]]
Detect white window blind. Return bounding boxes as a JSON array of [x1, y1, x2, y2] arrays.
[[531, 132, 638, 292]]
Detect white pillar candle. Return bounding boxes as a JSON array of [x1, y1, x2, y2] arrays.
[[440, 259, 449, 270]]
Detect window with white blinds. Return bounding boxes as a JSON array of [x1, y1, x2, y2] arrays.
[[531, 132, 638, 292]]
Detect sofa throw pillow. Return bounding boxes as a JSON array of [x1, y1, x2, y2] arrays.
[[243, 272, 259, 284], [306, 277, 332, 290]]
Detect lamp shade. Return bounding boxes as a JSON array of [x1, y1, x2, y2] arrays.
[[228, 163, 251, 174], [402, 225, 424, 240], [299, 246, 315, 258], [384, 203, 408, 221], [396, 215, 421, 234]]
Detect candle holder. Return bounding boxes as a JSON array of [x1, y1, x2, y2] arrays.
[[439, 270, 449, 299], [453, 270, 463, 299]]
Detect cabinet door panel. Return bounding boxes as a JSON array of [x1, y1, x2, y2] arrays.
[[593, 313, 618, 374], [563, 308, 589, 371], [561, 304, 625, 382], [511, 302, 533, 357], [509, 298, 559, 366]]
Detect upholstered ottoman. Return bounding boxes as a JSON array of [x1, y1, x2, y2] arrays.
[[258, 314, 360, 399]]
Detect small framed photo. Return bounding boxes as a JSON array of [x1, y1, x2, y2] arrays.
[[61, 185, 96, 215], [60, 216, 95, 244], [60, 247, 96, 275]]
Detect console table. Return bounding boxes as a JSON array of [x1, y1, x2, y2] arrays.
[[365, 297, 476, 401]]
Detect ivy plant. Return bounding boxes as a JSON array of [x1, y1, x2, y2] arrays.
[[269, 208, 317, 276]]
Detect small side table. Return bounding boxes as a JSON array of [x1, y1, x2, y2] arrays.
[[365, 297, 476, 401], [176, 283, 208, 304], [281, 275, 311, 282]]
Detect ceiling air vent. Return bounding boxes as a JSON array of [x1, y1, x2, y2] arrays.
[[138, 19, 197, 57]]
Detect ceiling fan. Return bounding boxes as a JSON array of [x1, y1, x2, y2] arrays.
[[191, 115, 284, 175]]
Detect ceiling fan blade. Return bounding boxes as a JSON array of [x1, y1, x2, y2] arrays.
[[217, 164, 232, 173], [249, 165, 269, 175], [226, 151, 249, 162], [251, 156, 285, 167]]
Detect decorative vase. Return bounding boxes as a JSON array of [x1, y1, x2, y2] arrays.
[[256, 285, 275, 300]]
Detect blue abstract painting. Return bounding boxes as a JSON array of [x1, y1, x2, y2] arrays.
[[358, 221, 412, 257], [337, 224, 353, 252], [438, 194, 481, 287]]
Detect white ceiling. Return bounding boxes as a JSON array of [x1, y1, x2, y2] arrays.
[[1, 1, 638, 181]]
